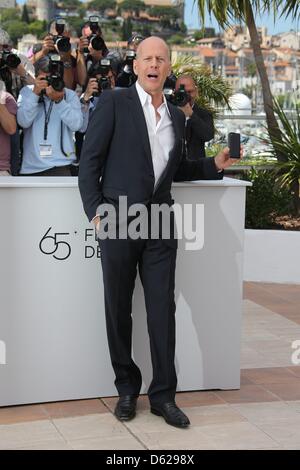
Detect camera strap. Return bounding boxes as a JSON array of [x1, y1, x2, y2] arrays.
[[42, 98, 54, 141]]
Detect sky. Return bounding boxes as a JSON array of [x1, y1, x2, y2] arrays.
[[15, 0, 300, 34], [184, 0, 300, 34]]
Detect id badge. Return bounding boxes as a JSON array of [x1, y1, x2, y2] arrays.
[[39, 144, 53, 158]]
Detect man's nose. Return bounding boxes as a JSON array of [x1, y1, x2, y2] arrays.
[[149, 59, 159, 68]]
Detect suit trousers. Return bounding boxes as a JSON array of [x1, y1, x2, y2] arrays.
[[98, 234, 178, 406]]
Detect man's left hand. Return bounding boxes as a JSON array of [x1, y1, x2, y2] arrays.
[[178, 102, 193, 118], [46, 86, 64, 102], [214, 146, 243, 171]]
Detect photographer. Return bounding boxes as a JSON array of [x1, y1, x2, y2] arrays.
[[73, 60, 115, 170], [76, 17, 109, 88], [0, 81, 17, 176], [31, 20, 78, 90], [79, 59, 116, 134], [0, 31, 36, 176], [175, 75, 214, 159], [115, 35, 144, 88], [0, 28, 35, 99], [17, 56, 83, 176]]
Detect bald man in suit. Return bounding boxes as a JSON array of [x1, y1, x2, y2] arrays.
[[79, 36, 240, 428]]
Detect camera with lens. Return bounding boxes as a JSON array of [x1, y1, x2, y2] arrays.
[[52, 18, 71, 53], [84, 16, 107, 53], [0, 49, 21, 70], [164, 84, 191, 107], [41, 55, 65, 93], [124, 50, 136, 71], [163, 73, 176, 91], [89, 58, 112, 97], [115, 50, 136, 88]]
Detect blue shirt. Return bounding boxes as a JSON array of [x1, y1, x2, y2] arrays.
[[17, 85, 83, 174]]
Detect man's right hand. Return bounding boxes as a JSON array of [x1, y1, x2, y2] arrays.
[[33, 76, 48, 96], [83, 78, 99, 101], [42, 35, 55, 55], [79, 36, 89, 53]]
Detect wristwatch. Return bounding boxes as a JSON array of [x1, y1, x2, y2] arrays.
[[80, 96, 90, 105], [63, 61, 72, 69]]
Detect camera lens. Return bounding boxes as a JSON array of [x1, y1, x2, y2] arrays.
[[4, 53, 21, 69], [56, 36, 71, 53], [100, 77, 111, 90], [91, 35, 105, 51]]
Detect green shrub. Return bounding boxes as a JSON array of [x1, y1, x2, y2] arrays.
[[243, 168, 292, 229]]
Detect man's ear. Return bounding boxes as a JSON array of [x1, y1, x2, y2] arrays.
[[167, 64, 171, 79], [133, 59, 138, 76]]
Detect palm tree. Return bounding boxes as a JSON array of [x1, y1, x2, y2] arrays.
[[196, 0, 299, 163]]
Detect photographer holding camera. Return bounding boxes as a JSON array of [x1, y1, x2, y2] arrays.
[[76, 17, 109, 88], [115, 35, 144, 88], [79, 59, 115, 134], [175, 75, 214, 159], [32, 20, 78, 90], [0, 28, 35, 99], [0, 80, 17, 176], [17, 55, 83, 176], [72, 59, 115, 169], [0, 28, 37, 175]]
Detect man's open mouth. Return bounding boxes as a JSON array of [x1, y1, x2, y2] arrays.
[[147, 74, 158, 80]]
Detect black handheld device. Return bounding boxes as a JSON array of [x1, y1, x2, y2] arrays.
[[228, 132, 241, 158]]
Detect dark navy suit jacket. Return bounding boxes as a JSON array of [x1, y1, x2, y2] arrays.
[[78, 84, 223, 223]]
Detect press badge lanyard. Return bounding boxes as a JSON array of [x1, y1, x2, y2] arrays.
[[40, 94, 70, 158], [42, 98, 54, 141]]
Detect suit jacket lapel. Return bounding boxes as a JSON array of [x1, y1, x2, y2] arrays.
[[127, 86, 182, 194], [127, 85, 154, 172], [167, 102, 182, 144]]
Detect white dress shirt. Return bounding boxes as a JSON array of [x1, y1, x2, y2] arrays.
[[135, 81, 175, 187]]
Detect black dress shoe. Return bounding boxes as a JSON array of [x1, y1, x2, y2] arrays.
[[151, 402, 190, 428], [114, 395, 138, 421]]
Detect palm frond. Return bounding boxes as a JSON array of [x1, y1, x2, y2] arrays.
[[279, 0, 300, 19], [266, 98, 300, 189], [171, 55, 233, 112]]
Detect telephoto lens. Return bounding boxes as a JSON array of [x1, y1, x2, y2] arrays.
[[163, 85, 191, 107], [0, 50, 21, 69], [53, 18, 71, 53], [86, 15, 106, 53], [47, 54, 65, 92], [90, 35, 106, 52], [163, 88, 174, 103], [99, 76, 111, 90], [125, 50, 135, 69], [173, 84, 191, 107], [55, 36, 71, 53]]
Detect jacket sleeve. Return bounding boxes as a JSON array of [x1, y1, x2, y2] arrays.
[[78, 91, 115, 222], [17, 86, 40, 129], [188, 106, 214, 142], [54, 91, 83, 132], [174, 153, 223, 182], [174, 109, 223, 182]]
